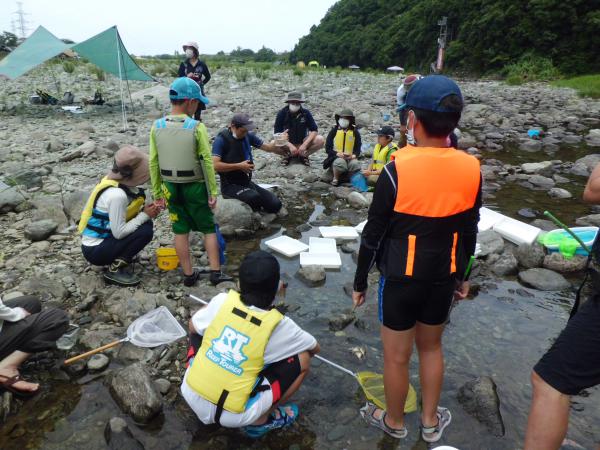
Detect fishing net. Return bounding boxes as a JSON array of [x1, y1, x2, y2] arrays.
[[357, 371, 417, 413], [126, 306, 187, 347]]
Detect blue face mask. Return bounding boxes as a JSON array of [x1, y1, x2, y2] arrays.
[[406, 110, 416, 145]]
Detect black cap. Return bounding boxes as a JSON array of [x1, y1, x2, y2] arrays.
[[239, 251, 280, 300], [231, 113, 256, 131], [377, 126, 395, 138]]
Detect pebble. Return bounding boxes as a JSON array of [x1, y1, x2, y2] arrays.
[[87, 354, 110, 371]]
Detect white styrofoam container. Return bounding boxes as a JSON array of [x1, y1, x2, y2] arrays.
[[355, 220, 367, 234], [299, 252, 342, 269], [478, 207, 506, 232], [264, 235, 309, 257], [308, 237, 337, 254], [493, 217, 541, 245], [319, 226, 359, 240]]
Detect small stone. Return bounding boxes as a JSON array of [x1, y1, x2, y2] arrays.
[[328, 313, 355, 331], [514, 243, 545, 269], [491, 253, 519, 276], [87, 354, 110, 372], [153, 378, 171, 395], [24, 219, 58, 241], [548, 188, 572, 199], [296, 266, 326, 287], [477, 230, 505, 257], [518, 268, 570, 291], [347, 191, 370, 209]]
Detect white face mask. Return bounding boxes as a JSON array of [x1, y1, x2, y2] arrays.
[[185, 49, 195, 58], [406, 110, 416, 145], [289, 104, 301, 113], [338, 118, 350, 129], [231, 129, 239, 139]]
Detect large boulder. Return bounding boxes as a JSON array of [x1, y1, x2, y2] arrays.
[[31, 195, 69, 228], [458, 376, 505, 437], [518, 268, 570, 291], [24, 219, 58, 241], [0, 186, 28, 214], [63, 189, 90, 223], [296, 266, 326, 287], [17, 277, 69, 301], [491, 253, 519, 276], [543, 253, 588, 273], [214, 198, 257, 236], [514, 243, 545, 269], [477, 230, 505, 257], [108, 363, 163, 423]]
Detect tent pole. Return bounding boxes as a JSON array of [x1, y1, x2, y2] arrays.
[[117, 29, 136, 117], [115, 27, 127, 131]]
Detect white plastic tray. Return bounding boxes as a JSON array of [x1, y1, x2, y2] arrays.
[[493, 217, 541, 245], [478, 207, 506, 232], [299, 252, 342, 269], [264, 235, 309, 257], [355, 220, 367, 234], [308, 237, 337, 254], [319, 226, 359, 240]]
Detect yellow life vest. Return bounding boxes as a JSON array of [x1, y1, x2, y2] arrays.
[[78, 177, 145, 238], [333, 128, 356, 156], [186, 290, 283, 417], [372, 142, 399, 171]]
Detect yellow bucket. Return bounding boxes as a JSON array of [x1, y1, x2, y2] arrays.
[[156, 247, 179, 271]]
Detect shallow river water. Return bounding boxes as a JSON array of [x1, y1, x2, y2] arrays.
[[1, 147, 598, 450]]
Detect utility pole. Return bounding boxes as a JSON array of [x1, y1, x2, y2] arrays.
[[433, 16, 448, 73], [13, 2, 30, 40]]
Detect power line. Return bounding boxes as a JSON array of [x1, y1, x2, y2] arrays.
[[13, 2, 31, 39]]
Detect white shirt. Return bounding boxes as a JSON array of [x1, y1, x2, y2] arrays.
[[0, 296, 27, 332], [180, 293, 317, 427], [80, 187, 149, 246]]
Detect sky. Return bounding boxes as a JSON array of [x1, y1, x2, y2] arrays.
[[1, 0, 338, 55]]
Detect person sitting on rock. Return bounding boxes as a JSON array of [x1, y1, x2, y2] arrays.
[[324, 108, 362, 186], [0, 294, 69, 397], [274, 92, 324, 166], [212, 113, 287, 213], [149, 77, 232, 287], [524, 162, 600, 450], [80, 145, 159, 287], [363, 126, 398, 186], [181, 250, 320, 437], [178, 41, 211, 121]]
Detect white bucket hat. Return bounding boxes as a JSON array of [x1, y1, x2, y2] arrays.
[[182, 41, 199, 52]]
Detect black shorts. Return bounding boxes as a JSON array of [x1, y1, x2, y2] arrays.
[[534, 296, 600, 395], [186, 334, 301, 402], [378, 276, 455, 331]]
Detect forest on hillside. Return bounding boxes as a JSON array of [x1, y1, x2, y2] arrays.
[[290, 0, 600, 74]]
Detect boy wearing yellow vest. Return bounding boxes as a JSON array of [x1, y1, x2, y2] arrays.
[[80, 145, 159, 286], [324, 108, 362, 186], [149, 77, 232, 287], [181, 251, 320, 437], [363, 126, 398, 186]]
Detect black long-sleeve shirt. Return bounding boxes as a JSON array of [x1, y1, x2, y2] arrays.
[[178, 59, 211, 85]]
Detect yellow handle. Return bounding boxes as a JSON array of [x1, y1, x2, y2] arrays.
[[63, 339, 125, 365]]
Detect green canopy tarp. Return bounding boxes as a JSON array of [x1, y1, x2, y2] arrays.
[[0, 26, 69, 79], [72, 26, 153, 81], [0, 25, 153, 82]]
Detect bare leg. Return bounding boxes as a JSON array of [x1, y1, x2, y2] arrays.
[[524, 370, 571, 450], [251, 352, 311, 426], [174, 233, 192, 276], [370, 325, 415, 429], [415, 322, 445, 426], [305, 135, 325, 155], [203, 233, 220, 271], [0, 350, 39, 392]]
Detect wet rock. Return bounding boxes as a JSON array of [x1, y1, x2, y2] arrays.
[[528, 174, 555, 189], [0, 187, 27, 214], [517, 208, 538, 219], [347, 191, 369, 209], [575, 214, 600, 227], [24, 219, 58, 241], [530, 219, 557, 232], [514, 243, 545, 269], [491, 253, 518, 276], [521, 161, 553, 176], [518, 268, 570, 291], [108, 362, 163, 423], [586, 129, 600, 147], [329, 313, 355, 331], [327, 424, 347, 442], [297, 266, 326, 287], [87, 354, 110, 372], [519, 140, 542, 152], [63, 359, 87, 376], [477, 230, 505, 257], [214, 198, 257, 236], [574, 154, 600, 176], [153, 378, 171, 395], [332, 186, 353, 200], [104, 417, 144, 450], [543, 253, 588, 273], [458, 376, 505, 437], [548, 187, 572, 199]]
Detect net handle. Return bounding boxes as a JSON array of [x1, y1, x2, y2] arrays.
[[190, 295, 358, 379], [64, 337, 129, 365]]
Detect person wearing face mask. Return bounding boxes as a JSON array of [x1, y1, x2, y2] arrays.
[[178, 41, 211, 121], [149, 77, 233, 287], [323, 108, 362, 186], [273, 92, 324, 166], [212, 114, 287, 214], [352, 76, 481, 442]]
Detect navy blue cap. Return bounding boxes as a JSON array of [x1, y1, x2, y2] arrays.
[[405, 75, 463, 113]]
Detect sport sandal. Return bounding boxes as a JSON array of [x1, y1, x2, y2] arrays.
[[421, 406, 452, 443], [244, 403, 299, 438], [360, 402, 408, 439]]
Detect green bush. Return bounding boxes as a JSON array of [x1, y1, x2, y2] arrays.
[[293, 67, 304, 77], [253, 66, 269, 79], [504, 54, 561, 84], [62, 61, 75, 73], [89, 66, 105, 81], [553, 75, 600, 99], [150, 64, 167, 76], [234, 68, 250, 82]]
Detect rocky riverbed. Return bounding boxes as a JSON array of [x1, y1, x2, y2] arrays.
[[1, 65, 600, 449]]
